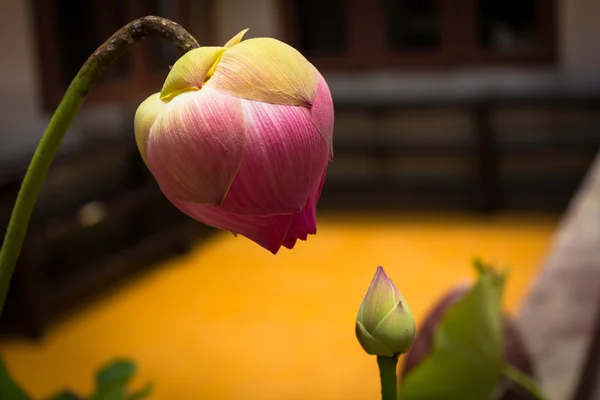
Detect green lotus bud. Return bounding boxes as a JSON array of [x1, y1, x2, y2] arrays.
[[355, 266, 415, 357]]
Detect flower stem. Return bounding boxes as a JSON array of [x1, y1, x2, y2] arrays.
[[502, 364, 548, 400], [377, 356, 398, 400], [0, 16, 199, 318]]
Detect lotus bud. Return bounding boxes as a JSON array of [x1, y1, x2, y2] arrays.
[[134, 29, 334, 254], [355, 267, 415, 358]]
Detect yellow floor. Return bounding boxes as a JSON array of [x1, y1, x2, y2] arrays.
[[1, 213, 558, 400]]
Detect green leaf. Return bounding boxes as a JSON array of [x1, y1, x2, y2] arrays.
[[91, 385, 127, 400], [95, 359, 136, 392], [126, 383, 153, 400], [91, 359, 152, 400], [0, 356, 31, 400], [399, 260, 507, 400], [47, 391, 83, 400]]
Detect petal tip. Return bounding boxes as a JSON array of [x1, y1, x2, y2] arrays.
[[160, 47, 226, 100], [374, 266, 390, 283], [282, 237, 298, 250], [224, 28, 249, 48]]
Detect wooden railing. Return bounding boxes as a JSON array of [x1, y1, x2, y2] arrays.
[[0, 135, 212, 338], [325, 94, 600, 212]]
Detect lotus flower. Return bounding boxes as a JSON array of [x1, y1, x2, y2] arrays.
[[356, 267, 415, 358], [134, 29, 334, 254]]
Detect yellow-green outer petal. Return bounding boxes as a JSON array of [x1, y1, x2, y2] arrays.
[[355, 321, 394, 357], [371, 304, 415, 355], [134, 92, 166, 166], [224, 29, 249, 48], [160, 46, 226, 101], [207, 38, 317, 106]]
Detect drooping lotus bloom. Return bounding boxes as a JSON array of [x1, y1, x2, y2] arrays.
[[356, 267, 415, 357], [134, 29, 334, 254]]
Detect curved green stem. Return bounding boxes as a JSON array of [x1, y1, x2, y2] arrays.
[[0, 16, 199, 317], [377, 356, 399, 400], [503, 364, 548, 400]]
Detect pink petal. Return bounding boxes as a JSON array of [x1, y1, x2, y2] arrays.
[[164, 192, 294, 254], [147, 88, 245, 205], [282, 237, 298, 249], [219, 100, 329, 216], [305, 70, 334, 160], [283, 168, 327, 248]]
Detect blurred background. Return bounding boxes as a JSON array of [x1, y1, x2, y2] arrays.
[[0, 0, 599, 399]]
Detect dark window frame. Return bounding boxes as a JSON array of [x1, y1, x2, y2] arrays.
[[279, 0, 556, 71], [32, 0, 202, 111], [460, 0, 556, 66], [280, 0, 366, 70]]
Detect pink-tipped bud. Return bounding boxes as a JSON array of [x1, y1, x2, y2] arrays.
[[356, 267, 415, 358]]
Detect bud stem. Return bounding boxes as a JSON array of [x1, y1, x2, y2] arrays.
[[377, 356, 399, 400], [502, 364, 549, 400], [0, 16, 199, 318]]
